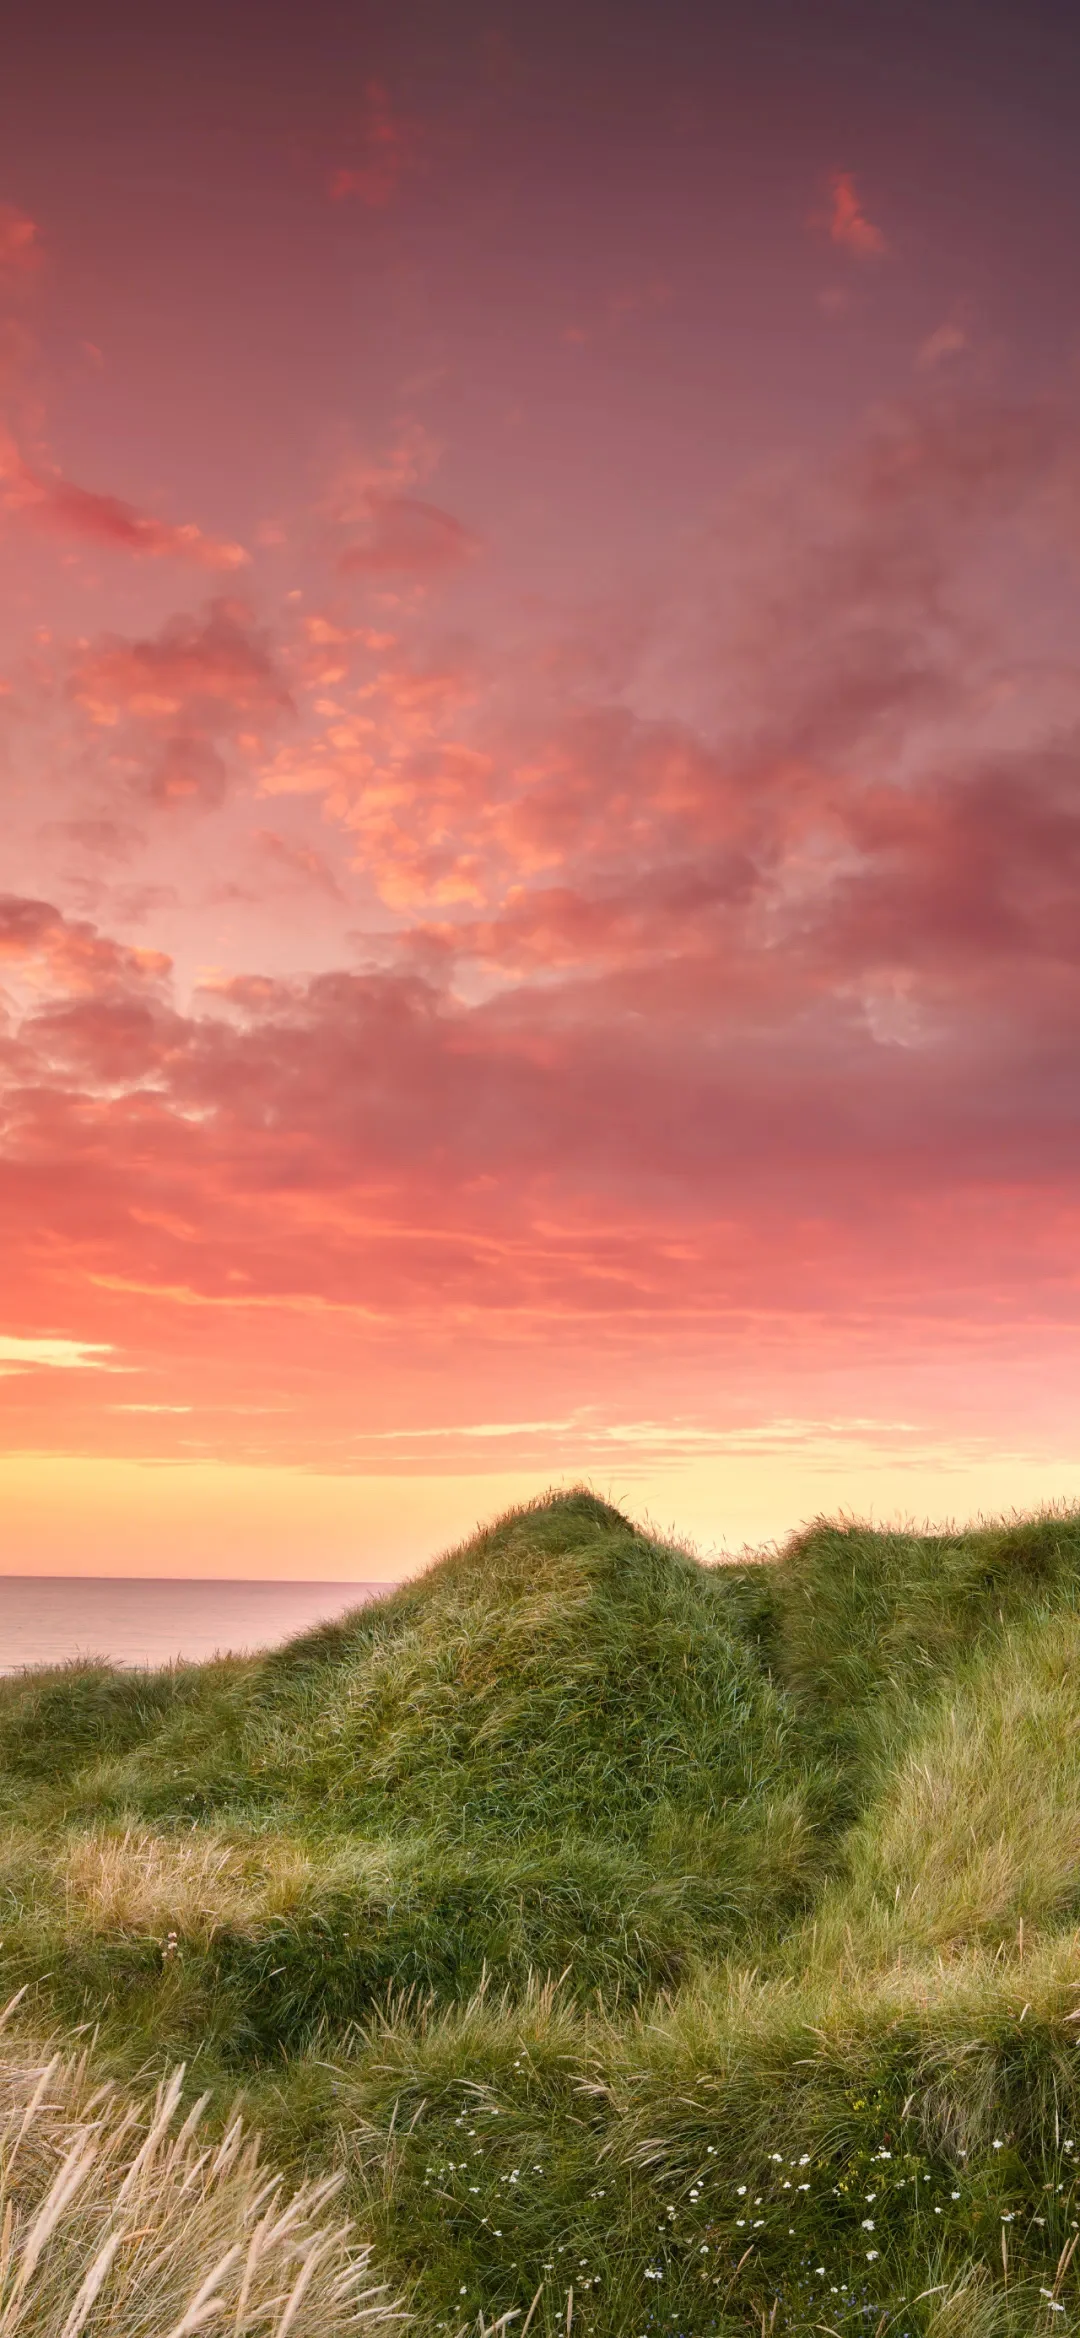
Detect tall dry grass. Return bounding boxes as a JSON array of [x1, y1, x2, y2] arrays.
[[60, 1826, 320, 1943], [0, 1996, 401, 2338]]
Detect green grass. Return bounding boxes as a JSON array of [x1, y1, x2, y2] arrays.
[[6, 1488, 1080, 2332]]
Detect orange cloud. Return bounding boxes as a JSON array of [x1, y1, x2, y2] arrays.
[[827, 171, 886, 258]]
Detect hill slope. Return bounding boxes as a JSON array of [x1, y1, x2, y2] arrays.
[[4, 1491, 1080, 2334], [0, 1492, 826, 2037]]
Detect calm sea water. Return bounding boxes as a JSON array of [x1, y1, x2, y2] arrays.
[[0, 1578, 393, 1674]]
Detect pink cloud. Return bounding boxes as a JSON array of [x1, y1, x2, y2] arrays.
[[255, 829, 346, 900], [0, 204, 41, 282], [4, 458, 249, 570], [71, 601, 290, 729], [328, 82, 420, 208], [917, 318, 970, 371], [144, 735, 230, 808], [562, 278, 673, 346], [68, 600, 293, 808], [2, 847, 1080, 1395], [827, 171, 887, 258], [0, 212, 244, 578], [50, 819, 144, 863], [319, 430, 476, 585], [263, 398, 1080, 924], [0, 892, 170, 998], [338, 493, 480, 580], [326, 423, 442, 510], [5, 390, 1080, 1464]]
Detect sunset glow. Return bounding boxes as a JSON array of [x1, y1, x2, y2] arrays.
[[5, 1, 1080, 1574]]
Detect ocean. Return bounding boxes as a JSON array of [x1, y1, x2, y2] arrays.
[[0, 1578, 392, 1673]]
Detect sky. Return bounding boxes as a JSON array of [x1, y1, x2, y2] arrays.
[[5, 0, 1080, 1576]]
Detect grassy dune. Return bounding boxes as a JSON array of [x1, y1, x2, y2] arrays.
[[4, 1490, 1080, 2331]]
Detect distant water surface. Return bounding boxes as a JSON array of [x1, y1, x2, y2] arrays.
[[0, 1578, 392, 1673]]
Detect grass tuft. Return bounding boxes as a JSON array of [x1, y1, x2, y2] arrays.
[[0, 1999, 399, 2337]]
